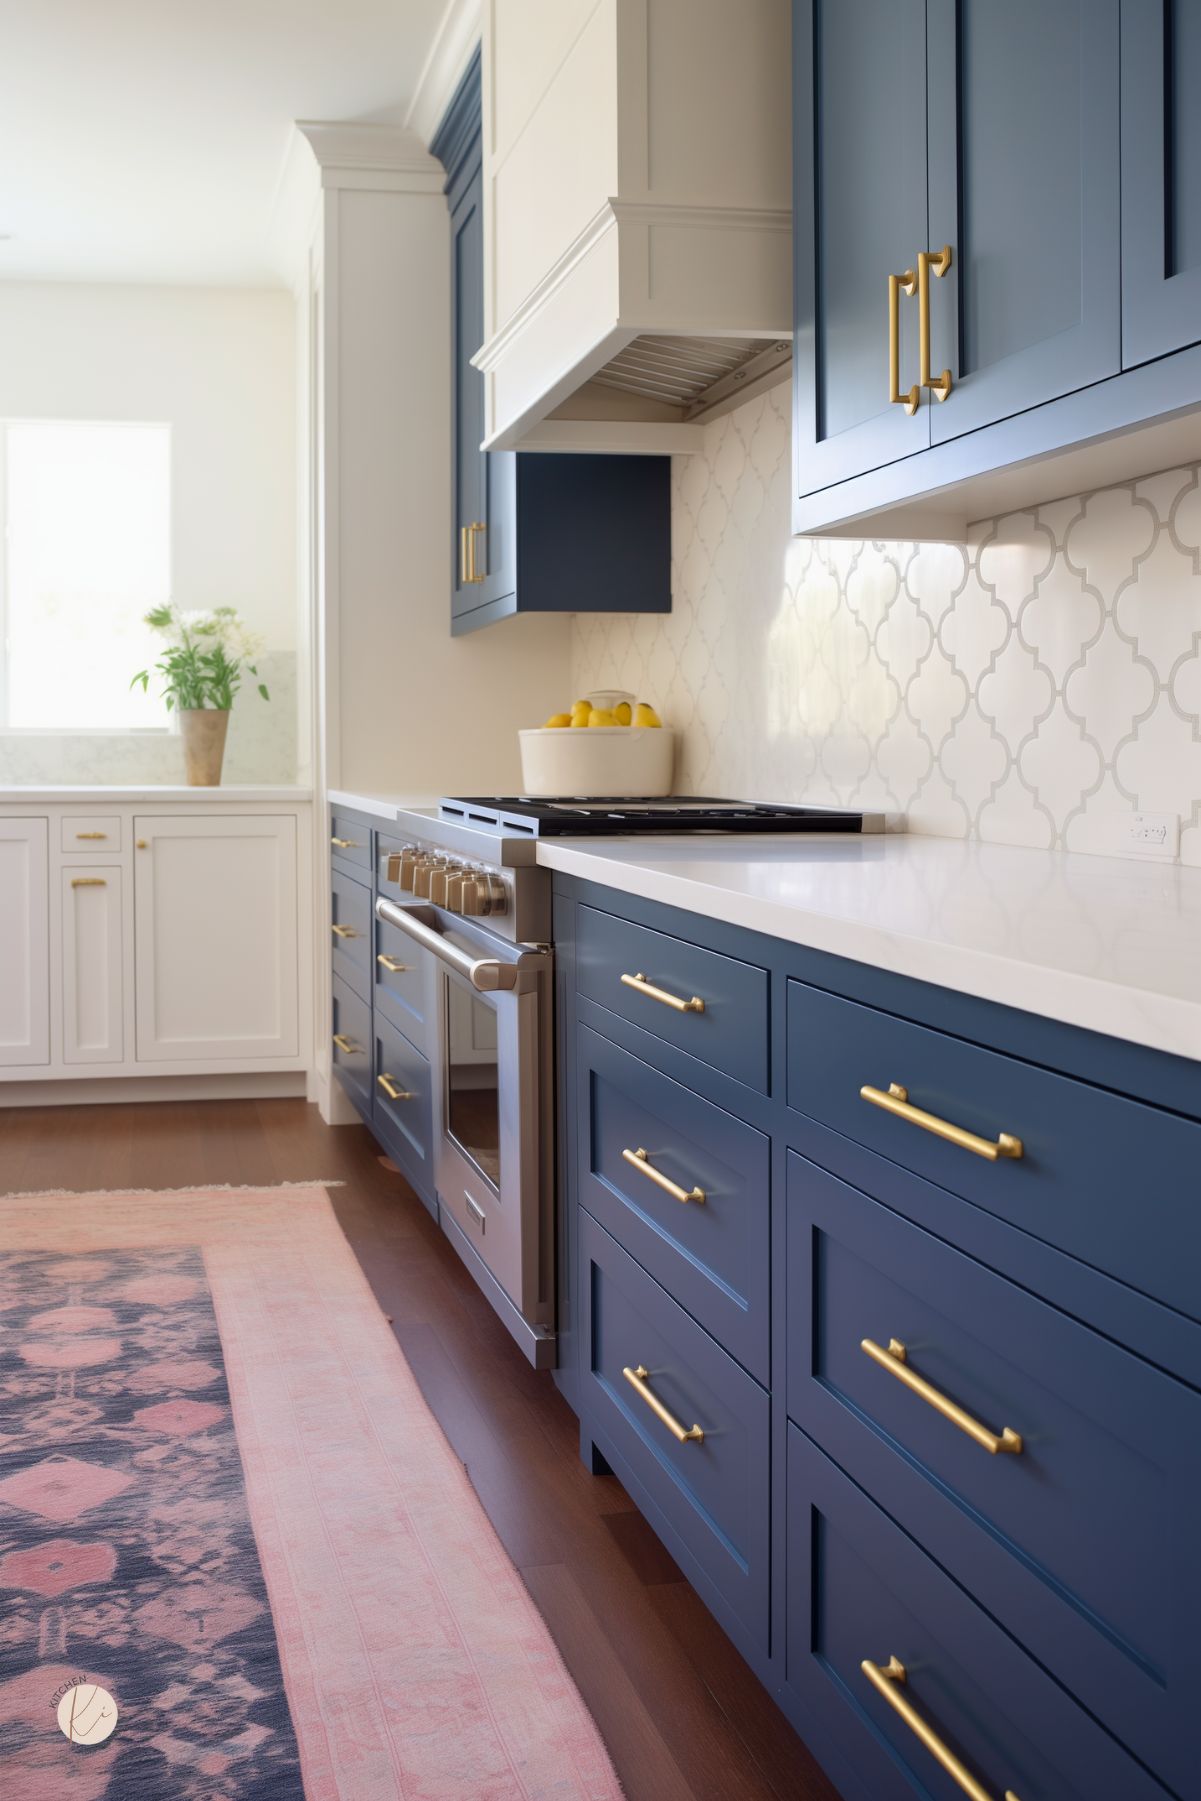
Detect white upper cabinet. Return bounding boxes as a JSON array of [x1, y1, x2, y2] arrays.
[[0, 819, 49, 1067], [476, 0, 793, 452], [133, 815, 299, 1065]]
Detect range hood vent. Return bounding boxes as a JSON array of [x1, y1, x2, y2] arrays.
[[584, 335, 793, 421]]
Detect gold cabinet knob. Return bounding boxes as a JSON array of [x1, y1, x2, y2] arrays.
[[136, 839, 149, 849]]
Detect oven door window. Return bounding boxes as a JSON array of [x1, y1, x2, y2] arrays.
[[445, 970, 501, 1191]]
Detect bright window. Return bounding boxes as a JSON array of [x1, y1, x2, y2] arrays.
[[1, 420, 172, 731]]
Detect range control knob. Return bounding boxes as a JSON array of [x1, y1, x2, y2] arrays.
[[444, 871, 471, 911], [477, 874, 508, 917], [428, 861, 464, 906], [412, 857, 448, 899]]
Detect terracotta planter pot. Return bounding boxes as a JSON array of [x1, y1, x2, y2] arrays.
[[179, 708, 230, 785]]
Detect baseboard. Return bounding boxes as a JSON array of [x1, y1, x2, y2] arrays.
[[0, 1073, 309, 1109]]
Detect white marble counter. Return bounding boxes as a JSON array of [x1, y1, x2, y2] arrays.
[[535, 834, 1201, 1063], [0, 785, 312, 804], [327, 789, 434, 822]]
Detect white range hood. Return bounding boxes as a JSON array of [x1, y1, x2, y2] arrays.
[[475, 0, 793, 454]]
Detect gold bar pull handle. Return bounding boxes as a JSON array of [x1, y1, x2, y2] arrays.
[[330, 923, 359, 939], [622, 1146, 705, 1205], [620, 971, 705, 1014], [75, 831, 108, 840], [861, 1657, 1021, 1801], [70, 877, 107, 888], [376, 953, 410, 974], [918, 245, 954, 400], [460, 521, 486, 584], [860, 1082, 1022, 1161], [331, 836, 360, 850], [861, 1337, 1023, 1455], [331, 1033, 361, 1055], [621, 1365, 704, 1444], [377, 1074, 414, 1102], [888, 267, 919, 414]]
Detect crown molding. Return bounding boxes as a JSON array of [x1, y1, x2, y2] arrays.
[[293, 122, 444, 190], [405, 0, 482, 147]]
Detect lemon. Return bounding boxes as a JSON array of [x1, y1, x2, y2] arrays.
[[633, 701, 662, 728], [588, 707, 618, 727], [544, 712, 572, 728], [614, 701, 632, 726], [570, 699, 591, 727]]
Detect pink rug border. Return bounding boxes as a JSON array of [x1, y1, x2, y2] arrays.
[[0, 1185, 623, 1801]]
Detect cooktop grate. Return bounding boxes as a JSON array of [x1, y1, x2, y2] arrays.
[[438, 796, 868, 838]]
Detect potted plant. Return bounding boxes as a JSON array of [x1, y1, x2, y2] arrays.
[[131, 605, 270, 786]]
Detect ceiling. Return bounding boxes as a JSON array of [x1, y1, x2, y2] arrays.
[[0, 0, 451, 286]]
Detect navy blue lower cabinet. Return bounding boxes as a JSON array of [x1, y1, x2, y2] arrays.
[[372, 1013, 435, 1218], [330, 865, 372, 1002], [577, 1025, 770, 1382], [578, 1208, 770, 1655], [786, 1151, 1201, 1798], [785, 1428, 1170, 1801], [331, 974, 371, 1116]]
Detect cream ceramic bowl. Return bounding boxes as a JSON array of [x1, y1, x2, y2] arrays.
[[518, 723, 675, 798]]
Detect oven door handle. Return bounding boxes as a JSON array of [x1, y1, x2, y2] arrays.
[[375, 897, 520, 993]]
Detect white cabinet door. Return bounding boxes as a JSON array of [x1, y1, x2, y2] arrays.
[[61, 867, 124, 1064], [134, 815, 299, 1063], [0, 818, 50, 1066]]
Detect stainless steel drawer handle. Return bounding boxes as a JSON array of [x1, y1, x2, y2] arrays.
[[622, 1146, 705, 1205], [376, 953, 410, 974], [860, 1082, 1023, 1161], [861, 1656, 1021, 1801], [622, 1364, 704, 1444], [332, 1033, 361, 1055], [331, 924, 359, 940], [377, 1073, 413, 1103], [375, 897, 520, 993], [621, 971, 705, 1014], [861, 1337, 1023, 1456]]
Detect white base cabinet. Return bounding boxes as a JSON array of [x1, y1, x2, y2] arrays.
[[0, 798, 310, 1091]]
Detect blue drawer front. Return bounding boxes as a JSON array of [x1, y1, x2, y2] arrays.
[[374, 911, 432, 1053], [786, 1427, 1169, 1801], [330, 811, 372, 875], [787, 1151, 1200, 1797], [331, 866, 372, 1002], [579, 1209, 769, 1650], [331, 975, 371, 1115], [373, 1012, 434, 1204], [578, 1025, 770, 1381], [577, 903, 769, 1093], [786, 979, 1201, 1320]]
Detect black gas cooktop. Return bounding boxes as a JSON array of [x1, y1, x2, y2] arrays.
[[438, 796, 870, 838]]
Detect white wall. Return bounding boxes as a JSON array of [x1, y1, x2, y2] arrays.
[[0, 282, 298, 784], [324, 181, 572, 798], [574, 381, 1201, 867]]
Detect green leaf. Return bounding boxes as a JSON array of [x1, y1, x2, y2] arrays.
[[257, 683, 270, 702]]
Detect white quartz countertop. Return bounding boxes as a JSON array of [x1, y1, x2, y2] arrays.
[[535, 833, 1201, 1064], [327, 789, 434, 822], [0, 785, 313, 803]]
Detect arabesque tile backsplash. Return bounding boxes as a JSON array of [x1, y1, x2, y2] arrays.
[[573, 384, 1201, 867]]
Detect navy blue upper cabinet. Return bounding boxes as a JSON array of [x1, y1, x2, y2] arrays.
[[925, 0, 1120, 441], [433, 54, 671, 637], [793, 0, 931, 490], [1122, 0, 1201, 365]]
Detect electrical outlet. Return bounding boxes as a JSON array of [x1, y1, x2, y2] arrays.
[[1121, 811, 1179, 859]]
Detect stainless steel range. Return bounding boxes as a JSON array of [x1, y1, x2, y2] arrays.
[[375, 796, 881, 1368]]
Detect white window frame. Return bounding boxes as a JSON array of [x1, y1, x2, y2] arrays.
[[0, 417, 176, 736]]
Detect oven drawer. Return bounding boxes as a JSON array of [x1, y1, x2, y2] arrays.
[[330, 811, 371, 874], [787, 1428, 1169, 1801], [374, 910, 432, 1052], [576, 903, 769, 1093], [331, 975, 371, 1114], [373, 1012, 433, 1196], [331, 866, 372, 1002], [787, 1151, 1201, 1796], [787, 979, 1201, 1319], [578, 1025, 770, 1381], [579, 1209, 769, 1650]]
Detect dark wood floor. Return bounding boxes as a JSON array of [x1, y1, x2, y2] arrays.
[[0, 1096, 838, 1801]]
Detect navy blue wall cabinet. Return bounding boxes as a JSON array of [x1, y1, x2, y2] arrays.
[[433, 53, 671, 636], [792, 0, 1201, 539], [553, 871, 1201, 1801]]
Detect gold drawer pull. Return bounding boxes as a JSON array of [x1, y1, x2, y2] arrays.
[[75, 831, 108, 840], [70, 877, 107, 888], [331, 836, 361, 849], [376, 953, 410, 974], [860, 1082, 1022, 1161], [332, 1033, 361, 1054], [861, 1337, 1023, 1455], [460, 521, 486, 584], [622, 1364, 704, 1444], [622, 1146, 705, 1205], [331, 923, 359, 939], [861, 1657, 1020, 1801], [918, 244, 954, 401], [888, 266, 919, 414], [621, 971, 705, 1014], [377, 1073, 414, 1102]]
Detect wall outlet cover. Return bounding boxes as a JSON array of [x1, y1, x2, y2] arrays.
[[1121, 812, 1180, 859]]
